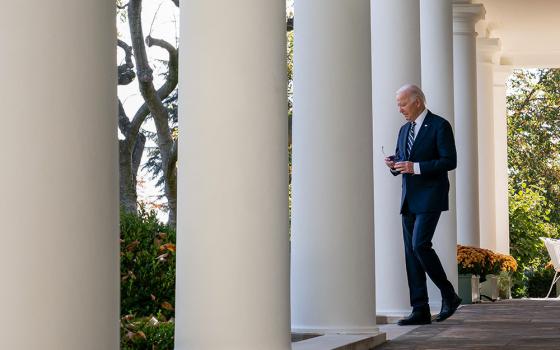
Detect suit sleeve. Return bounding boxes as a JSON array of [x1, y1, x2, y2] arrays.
[[418, 119, 457, 174], [390, 127, 403, 176]]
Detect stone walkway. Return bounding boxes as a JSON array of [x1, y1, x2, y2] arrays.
[[376, 299, 560, 349]]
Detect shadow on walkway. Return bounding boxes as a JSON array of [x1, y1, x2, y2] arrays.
[[376, 299, 560, 349]]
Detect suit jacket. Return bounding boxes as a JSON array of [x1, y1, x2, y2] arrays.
[[392, 111, 457, 214]]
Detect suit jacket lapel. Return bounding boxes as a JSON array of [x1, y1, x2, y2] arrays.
[[401, 122, 411, 159], [409, 112, 433, 158]]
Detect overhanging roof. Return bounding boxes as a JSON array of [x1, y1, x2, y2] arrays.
[[475, 0, 560, 67]]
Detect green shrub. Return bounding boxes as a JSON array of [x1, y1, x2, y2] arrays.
[[508, 183, 559, 297], [120, 207, 176, 319], [511, 275, 528, 298], [526, 268, 557, 298], [121, 316, 175, 350]]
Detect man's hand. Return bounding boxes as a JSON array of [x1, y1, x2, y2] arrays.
[[394, 161, 414, 174], [384, 157, 396, 170]]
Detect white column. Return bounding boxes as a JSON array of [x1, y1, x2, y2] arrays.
[[372, 0, 422, 316], [453, 0, 485, 247], [493, 67, 512, 254], [420, 0, 458, 311], [0, 1, 118, 349], [291, 0, 376, 333], [176, 1, 290, 349], [477, 38, 501, 251]]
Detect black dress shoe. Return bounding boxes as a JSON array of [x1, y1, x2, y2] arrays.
[[397, 311, 432, 326], [436, 294, 462, 322]]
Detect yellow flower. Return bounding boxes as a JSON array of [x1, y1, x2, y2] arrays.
[[456, 245, 517, 274]]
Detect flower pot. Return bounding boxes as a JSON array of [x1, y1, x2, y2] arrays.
[[458, 274, 480, 304], [480, 274, 499, 300]]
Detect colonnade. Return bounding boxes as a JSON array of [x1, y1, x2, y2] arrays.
[[2, 0, 511, 348]]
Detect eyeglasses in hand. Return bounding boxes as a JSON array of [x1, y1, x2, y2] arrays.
[[382, 145, 401, 162]]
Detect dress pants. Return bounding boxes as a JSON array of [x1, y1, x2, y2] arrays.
[[402, 202, 455, 310]]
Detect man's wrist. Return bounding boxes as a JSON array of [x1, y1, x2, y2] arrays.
[[413, 162, 421, 174]]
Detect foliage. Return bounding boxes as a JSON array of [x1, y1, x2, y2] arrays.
[[121, 208, 176, 319], [287, 21, 294, 227], [493, 253, 518, 274], [508, 183, 558, 297], [497, 271, 513, 299], [121, 316, 175, 350], [509, 183, 557, 268], [525, 268, 557, 298], [287, 24, 294, 172], [116, 0, 128, 23], [457, 245, 517, 282], [287, 29, 294, 122], [507, 68, 560, 223], [507, 68, 560, 297], [457, 245, 491, 276]]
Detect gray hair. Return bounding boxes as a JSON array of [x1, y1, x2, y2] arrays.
[[396, 84, 426, 105]]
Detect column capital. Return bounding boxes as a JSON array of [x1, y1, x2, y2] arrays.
[[477, 37, 501, 64], [453, 3, 485, 36]]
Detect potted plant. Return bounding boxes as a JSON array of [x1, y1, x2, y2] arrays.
[[457, 245, 518, 303], [495, 253, 518, 299], [457, 245, 487, 304], [480, 252, 501, 301], [481, 252, 518, 300]]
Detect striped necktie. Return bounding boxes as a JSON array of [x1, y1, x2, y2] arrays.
[[406, 121, 416, 158]]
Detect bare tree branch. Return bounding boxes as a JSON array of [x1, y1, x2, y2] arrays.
[[146, 35, 176, 55], [129, 0, 154, 84], [119, 97, 146, 214], [149, 2, 164, 36], [118, 99, 132, 135], [132, 134, 147, 182], [128, 0, 178, 227], [127, 35, 178, 151], [117, 39, 136, 85], [118, 39, 134, 68]]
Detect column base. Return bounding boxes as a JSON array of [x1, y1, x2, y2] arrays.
[[375, 309, 409, 325], [292, 332, 386, 350], [292, 326, 380, 334]]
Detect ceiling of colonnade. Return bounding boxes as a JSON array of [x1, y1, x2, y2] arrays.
[[475, 0, 560, 67]]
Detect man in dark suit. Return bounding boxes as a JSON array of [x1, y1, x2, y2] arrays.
[[384, 84, 461, 326]]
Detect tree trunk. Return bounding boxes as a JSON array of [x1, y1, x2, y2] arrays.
[[128, 0, 178, 228], [119, 141, 137, 213], [165, 168, 177, 228], [118, 132, 146, 214]]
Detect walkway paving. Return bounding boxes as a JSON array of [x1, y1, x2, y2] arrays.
[[376, 299, 560, 349]]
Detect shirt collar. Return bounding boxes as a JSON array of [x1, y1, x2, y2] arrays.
[[413, 109, 428, 126]]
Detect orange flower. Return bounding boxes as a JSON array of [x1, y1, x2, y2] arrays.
[[457, 245, 517, 275]]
